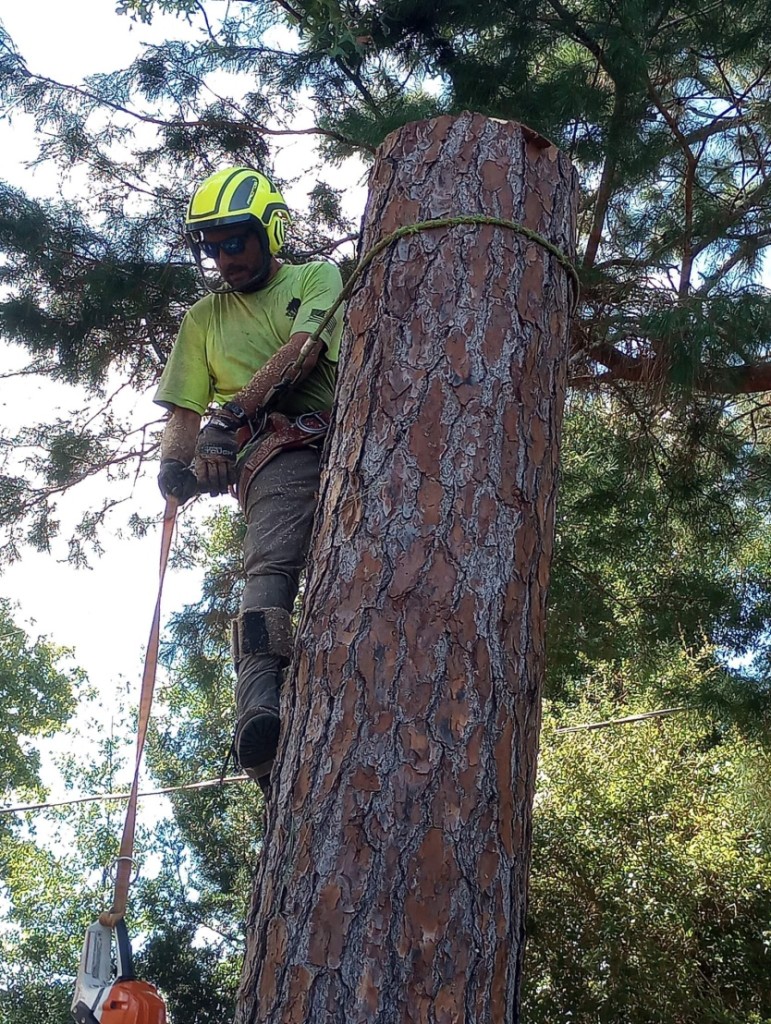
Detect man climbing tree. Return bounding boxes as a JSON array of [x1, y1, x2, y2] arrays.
[[155, 167, 344, 791]]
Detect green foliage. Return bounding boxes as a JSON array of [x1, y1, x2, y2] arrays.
[[0, 687, 250, 1024], [0, 181, 197, 390], [0, 974, 72, 1024], [0, 600, 79, 801], [1, 0, 770, 554], [138, 925, 240, 1023], [549, 394, 771, 703], [305, 181, 351, 235], [525, 679, 771, 1023], [117, 0, 202, 23], [0, 712, 131, 1024]]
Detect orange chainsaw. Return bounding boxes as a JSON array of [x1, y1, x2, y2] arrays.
[[71, 918, 166, 1024]]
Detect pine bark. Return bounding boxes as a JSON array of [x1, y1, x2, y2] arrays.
[[235, 111, 578, 1024]]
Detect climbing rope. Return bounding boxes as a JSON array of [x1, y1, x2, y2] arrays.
[[263, 213, 580, 407]]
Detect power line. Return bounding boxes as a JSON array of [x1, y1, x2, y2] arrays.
[[2, 707, 691, 813], [554, 707, 687, 734], [0, 775, 248, 815]]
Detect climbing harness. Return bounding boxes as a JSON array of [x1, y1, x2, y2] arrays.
[[71, 918, 166, 1024], [260, 214, 580, 410], [234, 410, 331, 512], [71, 497, 177, 1024]]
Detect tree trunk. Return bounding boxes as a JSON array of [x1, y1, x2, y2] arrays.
[[235, 111, 578, 1024]]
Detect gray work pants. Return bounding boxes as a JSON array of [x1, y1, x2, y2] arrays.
[[235, 447, 321, 716]]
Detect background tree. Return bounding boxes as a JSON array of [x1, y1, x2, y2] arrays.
[[0, 593, 253, 1024], [526, 681, 771, 1024], [0, 605, 82, 1022], [0, 600, 79, 805], [1, 0, 771, 553]]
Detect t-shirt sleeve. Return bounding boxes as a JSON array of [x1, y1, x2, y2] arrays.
[[153, 304, 214, 414], [290, 261, 345, 363]]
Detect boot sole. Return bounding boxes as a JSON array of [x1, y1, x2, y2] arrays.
[[236, 711, 280, 781]]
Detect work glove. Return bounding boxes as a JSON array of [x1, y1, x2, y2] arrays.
[[194, 416, 240, 496], [158, 458, 198, 505]]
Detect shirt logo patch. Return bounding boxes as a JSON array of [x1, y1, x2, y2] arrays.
[[286, 297, 301, 318], [308, 308, 338, 338]]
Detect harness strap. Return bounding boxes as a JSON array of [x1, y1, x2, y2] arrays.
[[235, 411, 330, 512], [99, 497, 177, 928]]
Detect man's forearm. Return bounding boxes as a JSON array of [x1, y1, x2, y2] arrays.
[[231, 332, 321, 418], [161, 406, 202, 463]]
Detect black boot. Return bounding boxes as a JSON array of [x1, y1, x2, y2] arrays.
[[231, 606, 293, 786], [235, 703, 280, 782], [234, 656, 282, 784]]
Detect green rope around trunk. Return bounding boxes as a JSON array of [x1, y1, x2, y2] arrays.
[[265, 214, 580, 407]]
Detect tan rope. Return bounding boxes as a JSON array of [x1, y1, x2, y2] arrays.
[[99, 497, 178, 928], [263, 214, 580, 408]]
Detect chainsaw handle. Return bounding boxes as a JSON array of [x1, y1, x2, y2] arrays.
[[115, 919, 136, 982]]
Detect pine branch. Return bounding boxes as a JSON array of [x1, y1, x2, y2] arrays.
[[193, 0, 221, 45], [583, 91, 624, 270], [270, 0, 302, 22], [0, 363, 57, 380], [691, 176, 771, 263], [696, 230, 771, 296], [332, 54, 380, 114], [684, 115, 746, 146], [15, 61, 365, 152], [584, 342, 771, 396], [657, 0, 728, 36], [268, 0, 381, 114], [544, 0, 615, 80], [555, 707, 687, 734], [644, 75, 699, 301], [293, 232, 359, 258], [711, 56, 771, 171], [586, 341, 648, 381]]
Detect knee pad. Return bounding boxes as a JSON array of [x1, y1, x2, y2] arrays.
[[231, 607, 294, 668]]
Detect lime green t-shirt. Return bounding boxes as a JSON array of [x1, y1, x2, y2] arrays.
[[154, 261, 344, 417]]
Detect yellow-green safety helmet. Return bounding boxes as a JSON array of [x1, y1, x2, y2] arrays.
[[185, 167, 291, 254]]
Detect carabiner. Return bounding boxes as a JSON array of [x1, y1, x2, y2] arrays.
[[296, 412, 329, 435]]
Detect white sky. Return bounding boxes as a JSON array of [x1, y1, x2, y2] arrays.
[[0, 2, 207, 725], [0, 0, 368, 795]]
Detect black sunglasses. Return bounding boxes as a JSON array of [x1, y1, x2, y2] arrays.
[[200, 231, 253, 259]]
